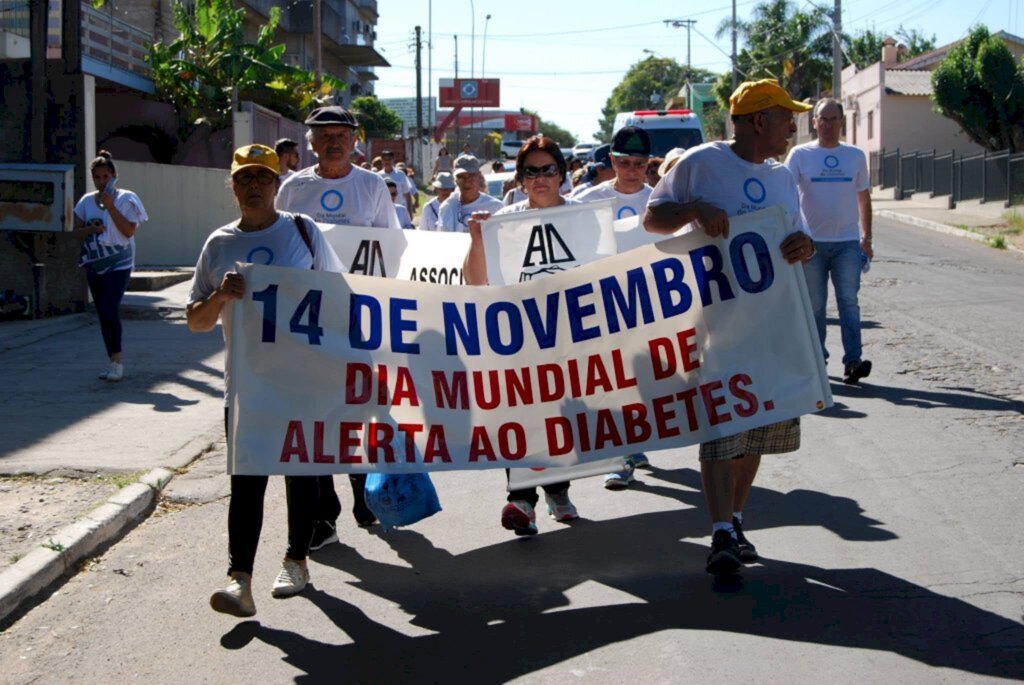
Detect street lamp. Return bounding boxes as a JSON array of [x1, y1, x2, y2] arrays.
[[482, 14, 492, 79]]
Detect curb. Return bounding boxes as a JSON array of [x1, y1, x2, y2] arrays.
[[876, 209, 1024, 256], [0, 466, 181, 626]]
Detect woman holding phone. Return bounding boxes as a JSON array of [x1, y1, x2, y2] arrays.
[[73, 151, 148, 382]]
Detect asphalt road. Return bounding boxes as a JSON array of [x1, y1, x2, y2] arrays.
[[1, 217, 1022, 684]]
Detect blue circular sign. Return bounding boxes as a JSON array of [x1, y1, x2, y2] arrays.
[[743, 178, 767, 204], [321, 190, 344, 212], [617, 205, 638, 219], [461, 80, 478, 99], [824, 155, 839, 169], [246, 247, 274, 265]]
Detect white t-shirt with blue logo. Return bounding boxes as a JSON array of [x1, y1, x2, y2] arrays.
[[784, 141, 868, 242], [648, 141, 806, 234], [574, 180, 653, 221], [276, 165, 400, 228], [187, 211, 346, 403], [74, 189, 148, 274], [436, 191, 504, 232]]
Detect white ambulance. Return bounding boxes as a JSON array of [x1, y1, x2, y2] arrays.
[[612, 109, 705, 158]]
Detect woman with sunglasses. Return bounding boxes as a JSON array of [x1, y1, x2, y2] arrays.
[[463, 135, 581, 536], [186, 145, 345, 617]]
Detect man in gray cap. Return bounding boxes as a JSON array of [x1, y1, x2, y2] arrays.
[[275, 105, 400, 548], [435, 155, 503, 232], [277, 105, 399, 229], [419, 172, 456, 230]]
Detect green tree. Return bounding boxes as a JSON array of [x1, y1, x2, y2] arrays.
[[350, 96, 403, 139], [520, 109, 577, 147], [596, 56, 717, 140], [848, 26, 936, 70], [147, 0, 344, 139], [712, 0, 832, 108], [932, 26, 1024, 152]]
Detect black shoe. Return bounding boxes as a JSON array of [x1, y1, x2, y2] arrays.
[[706, 530, 742, 576], [353, 502, 377, 527], [733, 516, 758, 563], [309, 520, 339, 552], [843, 359, 872, 385]]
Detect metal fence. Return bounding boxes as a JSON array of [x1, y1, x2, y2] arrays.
[[870, 147, 1024, 208]]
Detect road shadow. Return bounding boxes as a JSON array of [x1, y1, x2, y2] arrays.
[[219, 476, 1021, 682], [0, 319, 225, 461], [830, 379, 1024, 415]]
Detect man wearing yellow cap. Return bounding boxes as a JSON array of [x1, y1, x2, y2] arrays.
[[644, 79, 817, 576]]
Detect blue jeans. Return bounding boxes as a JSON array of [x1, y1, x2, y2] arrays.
[[802, 240, 863, 365]]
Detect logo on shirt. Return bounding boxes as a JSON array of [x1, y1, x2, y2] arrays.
[[320, 190, 344, 212], [246, 247, 274, 265], [617, 205, 638, 219], [824, 155, 839, 169], [743, 178, 766, 204]]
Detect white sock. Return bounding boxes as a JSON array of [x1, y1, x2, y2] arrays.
[[733, 512, 743, 523], [712, 521, 735, 539]]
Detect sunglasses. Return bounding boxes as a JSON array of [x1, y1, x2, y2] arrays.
[[522, 164, 560, 179], [613, 157, 648, 169], [234, 171, 277, 186]]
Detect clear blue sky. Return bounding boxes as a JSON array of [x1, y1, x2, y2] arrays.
[[373, 0, 1023, 141]]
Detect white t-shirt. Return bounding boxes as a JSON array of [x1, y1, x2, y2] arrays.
[[186, 211, 346, 403], [276, 165, 400, 228], [395, 203, 415, 229], [784, 141, 869, 242], [495, 196, 581, 216], [574, 180, 653, 221], [648, 141, 807, 234], [436, 191, 504, 232], [503, 187, 527, 206], [419, 197, 442, 230], [568, 181, 593, 198], [74, 189, 148, 273], [378, 169, 414, 201]]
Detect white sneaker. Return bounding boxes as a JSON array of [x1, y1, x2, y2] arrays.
[[544, 491, 579, 521], [271, 559, 309, 598], [210, 576, 256, 617], [99, 362, 123, 382]]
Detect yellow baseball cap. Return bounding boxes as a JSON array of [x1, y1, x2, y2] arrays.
[[231, 144, 279, 175], [729, 79, 812, 116]]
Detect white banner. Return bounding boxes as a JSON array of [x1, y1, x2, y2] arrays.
[[321, 224, 470, 284], [228, 205, 832, 475]]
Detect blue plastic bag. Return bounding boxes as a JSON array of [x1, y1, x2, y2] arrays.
[[364, 472, 442, 532]]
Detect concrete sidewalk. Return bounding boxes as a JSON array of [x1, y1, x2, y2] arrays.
[[870, 189, 1024, 254], [0, 277, 225, 624]]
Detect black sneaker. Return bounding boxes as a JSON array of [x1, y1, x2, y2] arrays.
[[733, 516, 758, 563], [353, 502, 377, 527], [843, 359, 872, 385], [706, 529, 742, 576], [309, 520, 339, 552]]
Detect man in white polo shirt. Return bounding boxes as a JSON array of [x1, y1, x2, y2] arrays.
[[645, 78, 816, 577], [785, 98, 873, 385], [575, 126, 656, 488], [435, 155, 503, 231], [377, 150, 415, 218], [419, 172, 455, 230]]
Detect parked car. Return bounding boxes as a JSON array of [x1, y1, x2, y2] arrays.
[[484, 171, 516, 199], [571, 142, 598, 161], [500, 139, 524, 159]]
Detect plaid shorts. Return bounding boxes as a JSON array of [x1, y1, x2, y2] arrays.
[[698, 418, 801, 462]]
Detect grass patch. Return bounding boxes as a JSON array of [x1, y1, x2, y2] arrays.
[[8, 553, 23, 564], [989, 235, 1007, 249], [42, 539, 65, 553], [92, 471, 143, 489], [952, 223, 973, 231], [1002, 210, 1023, 234]]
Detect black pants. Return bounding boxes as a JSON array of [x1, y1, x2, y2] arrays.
[[224, 409, 316, 575], [314, 474, 368, 523], [505, 469, 569, 509], [85, 268, 130, 357]]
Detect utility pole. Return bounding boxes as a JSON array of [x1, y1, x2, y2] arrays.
[[29, 0, 47, 162], [731, 0, 738, 91], [312, 0, 323, 88], [415, 26, 424, 180], [454, 35, 460, 151], [832, 0, 842, 100], [665, 19, 697, 70], [428, 1, 433, 134]]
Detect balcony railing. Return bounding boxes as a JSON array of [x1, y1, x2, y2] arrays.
[[81, 1, 152, 81]]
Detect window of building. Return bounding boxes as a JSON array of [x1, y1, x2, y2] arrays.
[[852, 113, 857, 144], [867, 111, 874, 140]]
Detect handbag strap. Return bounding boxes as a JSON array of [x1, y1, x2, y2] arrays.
[[293, 214, 315, 269]]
